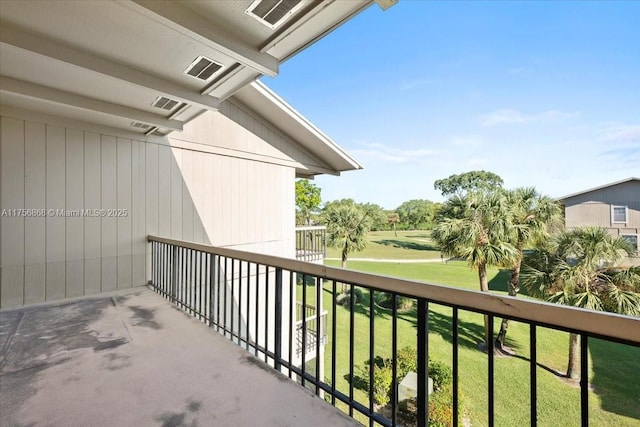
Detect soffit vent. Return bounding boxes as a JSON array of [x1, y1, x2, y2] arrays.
[[245, 0, 304, 29], [152, 96, 179, 111], [184, 56, 223, 81], [131, 121, 151, 130]]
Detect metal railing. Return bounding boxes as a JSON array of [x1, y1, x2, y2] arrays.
[[148, 235, 640, 427], [296, 301, 328, 357], [295, 226, 326, 262]]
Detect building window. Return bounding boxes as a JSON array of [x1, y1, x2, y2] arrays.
[[621, 234, 638, 255], [611, 205, 628, 224]]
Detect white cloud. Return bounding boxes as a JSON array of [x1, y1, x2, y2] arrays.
[[478, 108, 580, 126], [601, 125, 640, 142], [351, 141, 435, 164], [507, 67, 532, 75], [450, 135, 482, 147], [398, 78, 437, 91]]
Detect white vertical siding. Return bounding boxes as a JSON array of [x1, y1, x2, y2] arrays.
[[116, 138, 132, 289], [24, 121, 46, 305], [65, 128, 84, 298], [84, 132, 102, 295], [132, 140, 146, 287], [0, 109, 298, 308], [1, 117, 25, 307], [45, 125, 66, 301], [100, 135, 117, 292]]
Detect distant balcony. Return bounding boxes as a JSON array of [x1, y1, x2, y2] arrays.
[[296, 301, 328, 358], [296, 226, 326, 262]]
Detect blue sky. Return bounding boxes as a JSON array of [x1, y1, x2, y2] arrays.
[[263, 1, 640, 209]]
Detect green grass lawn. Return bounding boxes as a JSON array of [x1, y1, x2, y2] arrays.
[[299, 256, 640, 426], [325, 230, 442, 260]]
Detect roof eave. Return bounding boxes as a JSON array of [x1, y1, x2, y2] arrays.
[[231, 80, 363, 175], [557, 177, 640, 201]]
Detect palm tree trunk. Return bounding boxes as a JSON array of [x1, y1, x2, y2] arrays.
[[341, 247, 348, 293], [567, 332, 580, 380], [495, 252, 523, 350], [478, 264, 491, 346], [393, 224, 397, 237]]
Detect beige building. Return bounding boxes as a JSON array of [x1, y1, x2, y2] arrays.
[[559, 177, 640, 261]]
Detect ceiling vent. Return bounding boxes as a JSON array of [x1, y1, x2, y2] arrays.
[[184, 56, 223, 81], [152, 96, 179, 111], [131, 121, 151, 130], [246, 0, 304, 29]]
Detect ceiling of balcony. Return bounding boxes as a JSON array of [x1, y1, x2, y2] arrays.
[[0, 0, 386, 136]]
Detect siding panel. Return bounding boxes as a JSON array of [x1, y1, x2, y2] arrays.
[[65, 128, 84, 297], [0, 117, 25, 308], [84, 132, 101, 295], [24, 121, 46, 305], [101, 135, 117, 292], [132, 140, 146, 286], [45, 125, 66, 301], [116, 139, 132, 289]]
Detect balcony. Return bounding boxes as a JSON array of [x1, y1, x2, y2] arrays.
[[296, 301, 328, 358], [295, 226, 327, 262], [2, 236, 639, 427]]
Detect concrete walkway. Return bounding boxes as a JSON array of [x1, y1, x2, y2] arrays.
[[325, 257, 450, 263], [0, 288, 358, 427]]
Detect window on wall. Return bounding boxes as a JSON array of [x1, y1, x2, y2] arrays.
[[611, 205, 628, 224], [621, 234, 638, 255]]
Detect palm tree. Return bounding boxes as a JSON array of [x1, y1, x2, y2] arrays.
[[433, 190, 518, 346], [323, 204, 371, 292], [521, 227, 640, 380], [387, 212, 400, 237], [494, 188, 562, 351]]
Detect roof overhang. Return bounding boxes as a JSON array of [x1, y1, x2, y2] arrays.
[[557, 177, 640, 202], [0, 0, 392, 147], [233, 81, 363, 176]]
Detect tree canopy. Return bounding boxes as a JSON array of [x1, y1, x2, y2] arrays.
[[522, 227, 640, 379], [322, 202, 371, 276], [396, 199, 437, 230], [295, 179, 321, 225], [434, 170, 504, 197], [494, 187, 562, 349], [432, 190, 519, 345]]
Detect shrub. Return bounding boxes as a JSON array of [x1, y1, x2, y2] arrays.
[[338, 286, 365, 308], [428, 384, 455, 427], [372, 363, 393, 407], [375, 293, 414, 310], [428, 359, 452, 392], [296, 274, 317, 286], [396, 346, 417, 380]]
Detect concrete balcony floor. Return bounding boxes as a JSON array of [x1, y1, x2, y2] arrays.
[[0, 287, 358, 427]]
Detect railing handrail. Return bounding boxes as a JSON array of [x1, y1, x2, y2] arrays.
[[147, 235, 640, 345], [295, 225, 327, 231]]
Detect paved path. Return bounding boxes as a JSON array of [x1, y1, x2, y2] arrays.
[[325, 257, 452, 263]]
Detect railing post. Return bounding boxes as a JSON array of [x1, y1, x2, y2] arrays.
[[274, 267, 283, 371], [171, 245, 178, 303], [417, 298, 429, 427]]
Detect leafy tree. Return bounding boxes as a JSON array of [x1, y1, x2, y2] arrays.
[[322, 203, 371, 293], [387, 212, 400, 237], [362, 203, 388, 231], [521, 227, 640, 380], [434, 170, 504, 198], [295, 179, 321, 225], [494, 188, 562, 350], [396, 199, 436, 230], [432, 191, 518, 346]]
